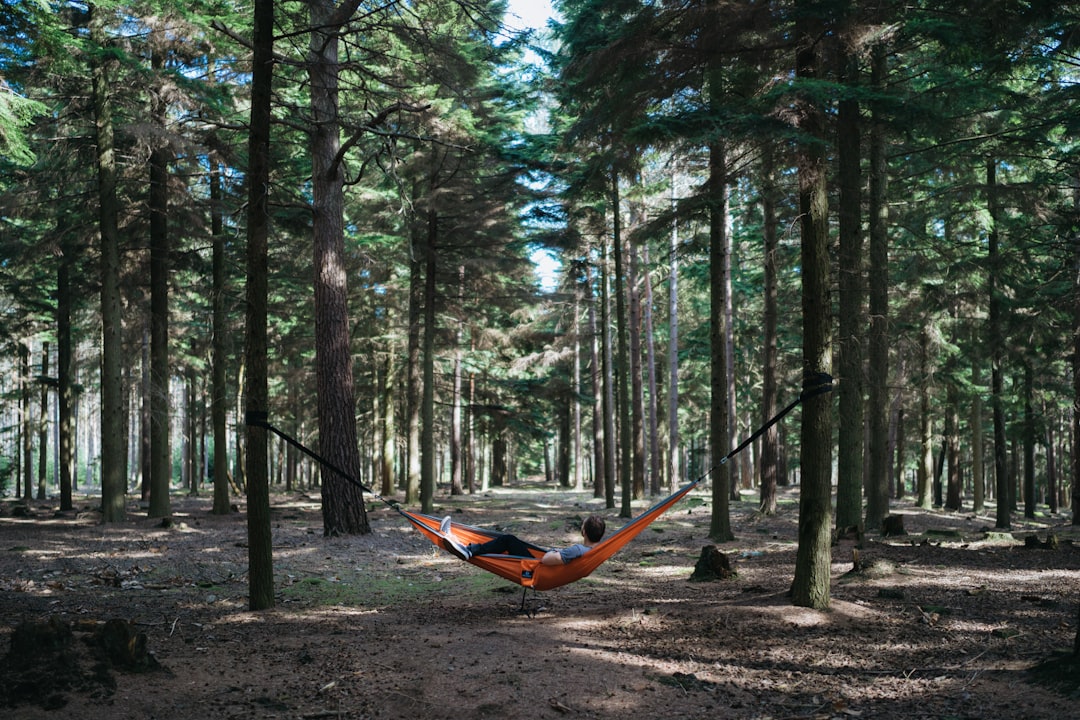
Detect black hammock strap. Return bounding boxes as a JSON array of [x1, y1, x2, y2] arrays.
[[244, 371, 832, 507]]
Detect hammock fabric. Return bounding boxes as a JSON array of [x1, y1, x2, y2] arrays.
[[399, 478, 702, 591]]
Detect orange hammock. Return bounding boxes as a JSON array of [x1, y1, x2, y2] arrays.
[[250, 375, 830, 594], [399, 478, 702, 591]]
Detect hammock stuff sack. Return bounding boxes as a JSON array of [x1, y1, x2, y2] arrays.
[[399, 478, 702, 592]]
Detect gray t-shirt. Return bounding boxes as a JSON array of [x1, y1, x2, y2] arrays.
[[557, 543, 591, 563]]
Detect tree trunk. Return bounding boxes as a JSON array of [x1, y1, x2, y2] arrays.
[[916, 326, 934, 509], [628, 208, 645, 500], [586, 260, 605, 498], [612, 173, 633, 518], [20, 343, 31, 500], [405, 234, 423, 505], [642, 242, 661, 496], [148, 42, 171, 519], [1074, 174, 1080, 526], [723, 180, 738, 502], [57, 237, 74, 512], [1023, 363, 1036, 518], [945, 385, 962, 511], [760, 148, 779, 515], [309, 0, 368, 535], [836, 45, 864, 532], [244, 0, 274, 610], [600, 230, 617, 508], [90, 3, 125, 522], [988, 158, 1010, 530], [667, 172, 681, 493], [791, 0, 833, 609], [420, 204, 438, 513], [708, 138, 733, 542], [37, 344, 48, 500], [572, 273, 583, 491], [450, 267, 464, 495], [971, 355, 985, 514], [211, 162, 231, 515], [865, 41, 890, 531]]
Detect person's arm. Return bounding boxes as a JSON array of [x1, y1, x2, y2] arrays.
[[540, 549, 565, 566]]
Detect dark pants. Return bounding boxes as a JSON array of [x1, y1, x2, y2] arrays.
[[468, 534, 535, 557]]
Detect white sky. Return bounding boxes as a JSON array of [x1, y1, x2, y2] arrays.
[[504, 0, 557, 32]]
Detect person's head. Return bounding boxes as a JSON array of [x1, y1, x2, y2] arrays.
[[582, 515, 606, 543]]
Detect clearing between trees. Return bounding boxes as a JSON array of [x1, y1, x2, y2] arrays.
[[0, 485, 1077, 720]]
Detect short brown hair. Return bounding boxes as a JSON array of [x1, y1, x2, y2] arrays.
[[582, 515, 606, 542]]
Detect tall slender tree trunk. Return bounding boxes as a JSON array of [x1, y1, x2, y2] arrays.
[[642, 243, 661, 496], [971, 355, 985, 514], [708, 138, 733, 541], [245, 0, 275, 610], [20, 343, 31, 500], [378, 353, 395, 496], [915, 326, 934, 509], [836, 45, 863, 531], [420, 204, 438, 513], [667, 173, 681, 492], [406, 234, 423, 505], [600, 232, 617, 508], [149, 42, 171, 519], [1022, 364, 1036, 518], [760, 149, 779, 515], [945, 384, 962, 510], [211, 161, 231, 515], [57, 234, 74, 512], [90, 3, 125, 522], [988, 158, 1010, 530], [612, 174, 633, 518], [791, 0, 833, 609], [586, 260, 605, 498], [1073, 177, 1080, 526], [865, 42, 890, 531], [572, 276, 583, 491], [450, 267, 464, 495], [628, 208, 645, 500], [37, 344, 49, 500], [723, 185, 738, 502]]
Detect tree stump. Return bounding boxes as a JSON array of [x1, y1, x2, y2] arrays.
[[689, 545, 734, 582], [881, 515, 906, 537]]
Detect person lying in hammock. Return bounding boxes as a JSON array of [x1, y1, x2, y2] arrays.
[[441, 514, 606, 564]]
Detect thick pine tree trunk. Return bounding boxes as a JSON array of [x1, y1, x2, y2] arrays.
[[791, 0, 833, 610], [310, 0, 368, 534], [245, 0, 274, 610], [148, 43, 171, 519], [90, 3, 126, 523]]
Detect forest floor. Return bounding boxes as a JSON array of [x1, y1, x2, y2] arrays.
[[0, 482, 1078, 720]]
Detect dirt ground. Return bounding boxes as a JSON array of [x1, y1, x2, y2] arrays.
[[0, 483, 1077, 720]]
